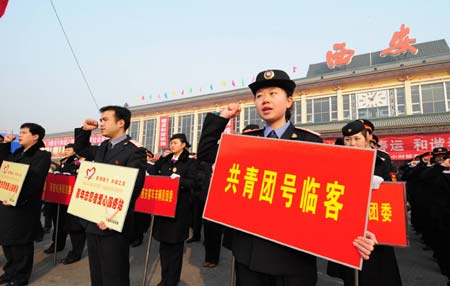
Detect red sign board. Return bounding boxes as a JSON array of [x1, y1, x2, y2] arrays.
[[368, 182, 407, 247], [380, 24, 418, 57], [135, 175, 179, 217], [159, 116, 169, 149], [43, 173, 76, 205], [326, 42, 355, 69], [325, 132, 450, 161], [204, 134, 376, 269]]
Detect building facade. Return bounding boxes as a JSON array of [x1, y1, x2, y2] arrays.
[[45, 39, 450, 163]]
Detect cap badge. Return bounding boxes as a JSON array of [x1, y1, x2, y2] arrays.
[[347, 128, 352, 133], [291, 133, 298, 139], [264, 70, 275, 80]]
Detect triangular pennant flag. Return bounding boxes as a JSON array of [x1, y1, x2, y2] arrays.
[[221, 81, 227, 87], [241, 78, 245, 87], [231, 80, 236, 87], [210, 84, 214, 90], [164, 92, 168, 99], [189, 87, 193, 94], [293, 66, 298, 73], [181, 89, 184, 95], [141, 96, 145, 101], [149, 94, 153, 100]]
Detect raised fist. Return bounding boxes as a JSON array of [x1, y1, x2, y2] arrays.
[[83, 119, 99, 131]]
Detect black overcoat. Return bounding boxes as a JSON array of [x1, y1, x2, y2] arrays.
[[0, 142, 51, 245], [151, 149, 195, 243]]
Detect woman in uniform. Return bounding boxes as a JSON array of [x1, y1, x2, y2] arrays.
[[151, 133, 195, 286]]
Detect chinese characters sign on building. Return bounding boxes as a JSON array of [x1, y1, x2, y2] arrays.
[[368, 182, 407, 247], [135, 175, 179, 217], [204, 134, 376, 269], [159, 116, 169, 149], [326, 24, 418, 68], [67, 161, 138, 232], [43, 174, 76, 205], [0, 161, 29, 206]]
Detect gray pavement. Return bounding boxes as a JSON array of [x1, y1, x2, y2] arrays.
[[1, 224, 449, 286]]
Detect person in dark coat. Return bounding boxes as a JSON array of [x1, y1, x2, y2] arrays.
[[0, 123, 51, 286], [196, 69, 377, 286], [43, 144, 82, 256], [74, 105, 146, 286], [151, 133, 195, 286], [326, 120, 402, 286], [129, 150, 155, 248]]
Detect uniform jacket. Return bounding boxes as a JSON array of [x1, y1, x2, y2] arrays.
[[151, 149, 195, 243], [0, 142, 51, 245], [197, 113, 321, 282], [73, 128, 146, 243], [55, 154, 80, 175]]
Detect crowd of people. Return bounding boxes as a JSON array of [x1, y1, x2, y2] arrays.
[[1, 68, 447, 286]]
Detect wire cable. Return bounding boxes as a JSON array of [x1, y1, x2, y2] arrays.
[[49, 0, 99, 110]]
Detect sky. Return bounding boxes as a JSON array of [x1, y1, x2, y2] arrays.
[[1, 0, 450, 134]]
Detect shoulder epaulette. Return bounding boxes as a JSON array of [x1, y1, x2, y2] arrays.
[[295, 127, 321, 137], [127, 139, 143, 148], [377, 149, 390, 155]]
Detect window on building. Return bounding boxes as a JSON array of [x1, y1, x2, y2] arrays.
[[142, 119, 156, 152], [179, 114, 194, 147], [411, 86, 421, 114], [446, 82, 450, 108], [168, 116, 176, 138], [343, 94, 351, 120], [306, 96, 337, 123], [234, 114, 241, 133], [128, 121, 140, 141], [293, 100, 302, 125], [395, 88, 406, 115], [421, 82, 446, 114]]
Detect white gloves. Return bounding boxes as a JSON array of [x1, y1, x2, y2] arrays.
[[170, 173, 180, 179], [371, 175, 384, 190]]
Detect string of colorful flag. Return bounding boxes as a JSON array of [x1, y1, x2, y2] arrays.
[[133, 66, 299, 104]]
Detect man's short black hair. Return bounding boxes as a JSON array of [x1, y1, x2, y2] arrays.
[[99, 105, 131, 131], [20, 123, 46, 141]]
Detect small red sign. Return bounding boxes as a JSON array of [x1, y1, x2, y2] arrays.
[[204, 134, 376, 269], [43, 173, 76, 205], [368, 182, 407, 247], [135, 175, 179, 217]]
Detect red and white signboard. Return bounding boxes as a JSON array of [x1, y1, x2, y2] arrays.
[[159, 116, 169, 149], [325, 132, 450, 161], [135, 175, 179, 217], [43, 174, 76, 205], [204, 134, 376, 269], [368, 182, 407, 247], [43, 134, 105, 148]]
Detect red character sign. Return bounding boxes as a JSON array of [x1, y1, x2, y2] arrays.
[[0, 0, 8, 18], [204, 134, 376, 269], [380, 24, 418, 57], [326, 42, 355, 69]]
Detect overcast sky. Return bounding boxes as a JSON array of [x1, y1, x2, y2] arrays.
[[1, 0, 449, 134]]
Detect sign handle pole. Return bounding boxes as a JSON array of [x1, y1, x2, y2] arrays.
[[230, 255, 236, 286], [53, 204, 60, 266], [354, 269, 359, 286], [143, 215, 155, 286]]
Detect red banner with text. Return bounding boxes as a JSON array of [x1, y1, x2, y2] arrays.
[[43, 173, 76, 205], [325, 133, 450, 161], [368, 182, 407, 247], [204, 134, 376, 269], [159, 116, 169, 149], [135, 175, 179, 217]]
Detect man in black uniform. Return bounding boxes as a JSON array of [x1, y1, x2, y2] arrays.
[[197, 70, 377, 286], [0, 124, 51, 286], [74, 105, 146, 286]]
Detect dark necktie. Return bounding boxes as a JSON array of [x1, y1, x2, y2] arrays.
[[267, 130, 278, 139]]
